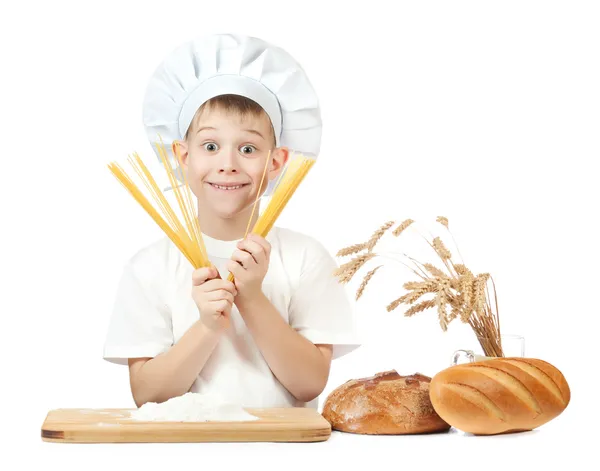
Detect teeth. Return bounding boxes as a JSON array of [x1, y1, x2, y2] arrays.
[[213, 184, 243, 190]]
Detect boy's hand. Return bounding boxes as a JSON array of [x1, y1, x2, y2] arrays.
[[191, 266, 237, 333], [227, 233, 270, 303]]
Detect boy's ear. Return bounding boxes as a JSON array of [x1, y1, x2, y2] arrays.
[[172, 140, 189, 168], [268, 147, 289, 179]]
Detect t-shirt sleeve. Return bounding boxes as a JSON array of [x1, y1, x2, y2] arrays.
[[103, 261, 174, 365], [288, 239, 362, 360]]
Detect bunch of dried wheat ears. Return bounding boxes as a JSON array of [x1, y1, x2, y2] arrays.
[[334, 217, 503, 357]]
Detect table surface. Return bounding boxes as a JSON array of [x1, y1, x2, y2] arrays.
[[21, 412, 591, 471]]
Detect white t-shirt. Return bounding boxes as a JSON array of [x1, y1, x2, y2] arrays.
[[103, 226, 361, 409]]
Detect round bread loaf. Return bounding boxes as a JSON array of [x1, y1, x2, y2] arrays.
[[429, 357, 571, 435], [322, 370, 451, 434]]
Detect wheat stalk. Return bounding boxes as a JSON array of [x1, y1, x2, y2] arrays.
[[405, 299, 436, 317], [333, 253, 375, 284], [336, 243, 367, 257], [436, 292, 449, 331], [356, 265, 382, 300], [437, 215, 466, 264], [334, 216, 504, 357], [423, 263, 447, 278], [436, 216, 449, 228], [336, 219, 398, 259], [366, 221, 395, 252], [393, 219, 414, 236], [433, 237, 452, 260], [386, 296, 404, 312], [454, 264, 471, 276]]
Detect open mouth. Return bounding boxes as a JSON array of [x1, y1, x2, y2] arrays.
[[207, 182, 250, 191]]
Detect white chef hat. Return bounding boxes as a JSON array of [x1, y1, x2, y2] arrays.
[[142, 33, 322, 195]]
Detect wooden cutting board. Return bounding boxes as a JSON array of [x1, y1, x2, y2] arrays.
[[41, 407, 332, 443]]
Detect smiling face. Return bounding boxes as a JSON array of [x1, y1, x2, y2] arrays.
[[175, 96, 288, 232]]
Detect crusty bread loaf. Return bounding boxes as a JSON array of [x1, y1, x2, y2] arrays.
[[322, 371, 451, 434], [429, 357, 570, 435]]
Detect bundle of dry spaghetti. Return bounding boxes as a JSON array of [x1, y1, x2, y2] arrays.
[[108, 141, 210, 270], [108, 142, 315, 280]]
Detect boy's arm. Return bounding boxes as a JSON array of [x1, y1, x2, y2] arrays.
[[127, 321, 221, 407], [235, 293, 333, 403]]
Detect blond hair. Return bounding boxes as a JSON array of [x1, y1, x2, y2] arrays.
[[184, 94, 276, 146]]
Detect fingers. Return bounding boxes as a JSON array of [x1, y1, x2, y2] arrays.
[[226, 259, 244, 280], [246, 233, 271, 256], [207, 279, 237, 295], [235, 237, 269, 266], [205, 289, 235, 305], [192, 266, 219, 286], [194, 275, 237, 295], [231, 247, 258, 268], [211, 299, 231, 314]]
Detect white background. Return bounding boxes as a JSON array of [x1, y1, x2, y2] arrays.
[[1, 0, 597, 469]]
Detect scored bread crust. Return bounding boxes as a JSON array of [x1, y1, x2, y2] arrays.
[[322, 370, 451, 435], [429, 357, 571, 435]]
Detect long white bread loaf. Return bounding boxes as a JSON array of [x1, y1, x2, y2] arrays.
[[429, 357, 570, 435]]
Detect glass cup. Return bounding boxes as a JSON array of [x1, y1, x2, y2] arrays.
[[451, 334, 525, 365]]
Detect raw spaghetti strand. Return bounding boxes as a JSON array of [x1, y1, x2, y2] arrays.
[[226, 154, 315, 283], [157, 142, 210, 268], [172, 142, 208, 263], [254, 156, 315, 236], [155, 140, 210, 268], [244, 149, 272, 238], [129, 153, 183, 240], [255, 157, 314, 237], [107, 162, 198, 268], [156, 143, 198, 258], [165, 142, 207, 264], [165, 141, 209, 265], [131, 149, 200, 267], [107, 141, 211, 270], [227, 150, 272, 283], [265, 160, 313, 234], [114, 155, 198, 267]]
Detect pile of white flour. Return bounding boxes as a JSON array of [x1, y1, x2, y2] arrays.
[[129, 392, 259, 422]]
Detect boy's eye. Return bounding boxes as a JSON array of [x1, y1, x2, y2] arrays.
[[204, 142, 218, 152], [240, 145, 256, 154]]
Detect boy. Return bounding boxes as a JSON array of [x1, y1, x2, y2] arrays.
[[103, 34, 360, 410]]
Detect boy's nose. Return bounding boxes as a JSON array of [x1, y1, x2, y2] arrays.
[[218, 147, 239, 173]]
